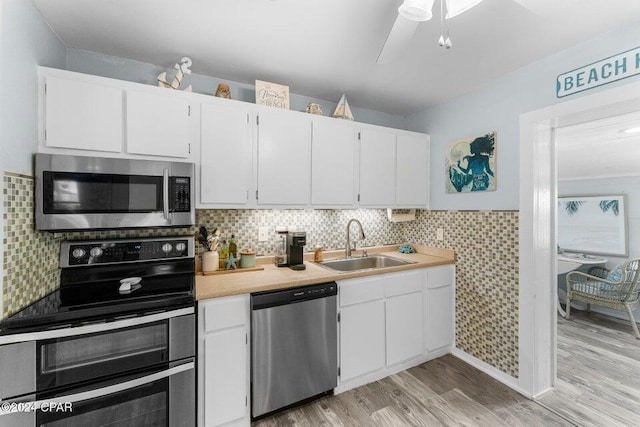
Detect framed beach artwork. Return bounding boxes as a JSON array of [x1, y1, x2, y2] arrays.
[[557, 195, 628, 256], [446, 132, 497, 193]]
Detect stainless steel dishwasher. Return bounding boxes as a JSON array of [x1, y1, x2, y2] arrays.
[[251, 282, 337, 418]]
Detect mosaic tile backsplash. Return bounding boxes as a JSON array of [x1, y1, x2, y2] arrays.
[[195, 209, 404, 256], [3, 175, 519, 379], [403, 210, 520, 378], [3, 174, 59, 318], [1, 175, 403, 318]]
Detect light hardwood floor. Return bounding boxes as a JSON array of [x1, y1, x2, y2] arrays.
[[253, 355, 570, 426], [537, 309, 640, 427], [253, 310, 640, 426]]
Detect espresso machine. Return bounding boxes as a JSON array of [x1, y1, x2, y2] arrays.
[[287, 231, 306, 270]]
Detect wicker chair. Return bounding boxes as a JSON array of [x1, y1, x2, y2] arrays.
[[565, 258, 640, 339]]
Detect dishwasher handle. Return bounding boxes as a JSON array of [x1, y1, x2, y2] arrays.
[[251, 282, 337, 310]]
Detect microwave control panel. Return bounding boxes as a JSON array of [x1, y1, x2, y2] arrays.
[[170, 177, 191, 212]]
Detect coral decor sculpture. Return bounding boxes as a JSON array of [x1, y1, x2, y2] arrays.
[[157, 57, 193, 92]]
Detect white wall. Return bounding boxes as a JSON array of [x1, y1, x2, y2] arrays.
[[407, 20, 640, 211], [66, 48, 408, 130], [0, 0, 66, 314], [559, 176, 640, 262]]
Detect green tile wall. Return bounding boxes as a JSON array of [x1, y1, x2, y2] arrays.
[[403, 210, 520, 378], [2, 175, 518, 378]]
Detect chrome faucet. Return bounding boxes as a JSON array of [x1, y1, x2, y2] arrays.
[[345, 218, 365, 258]]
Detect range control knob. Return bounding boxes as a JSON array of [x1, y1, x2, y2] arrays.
[[72, 248, 86, 259], [175, 242, 186, 253], [90, 247, 103, 257], [162, 243, 173, 254]]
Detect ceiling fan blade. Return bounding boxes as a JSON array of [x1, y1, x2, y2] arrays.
[[377, 14, 420, 64], [511, 0, 579, 17]]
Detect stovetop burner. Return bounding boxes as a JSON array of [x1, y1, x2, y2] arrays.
[[1, 237, 195, 334]]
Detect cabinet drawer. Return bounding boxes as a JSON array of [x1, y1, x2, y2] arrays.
[[426, 265, 454, 289], [202, 295, 248, 332], [338, 276, 384, 307], [384, 269, 424, 297]]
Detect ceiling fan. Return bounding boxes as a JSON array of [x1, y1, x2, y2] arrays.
[[377, 0, 575, 63]]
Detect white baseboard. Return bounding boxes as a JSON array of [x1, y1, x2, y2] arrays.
[[335, 347, 451, 394], [451, 348, 543, 399]]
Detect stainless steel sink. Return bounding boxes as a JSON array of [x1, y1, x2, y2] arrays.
[[319, 254, 415, 272]]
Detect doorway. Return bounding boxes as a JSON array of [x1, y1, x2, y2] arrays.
[[518, 80, 640, 400]]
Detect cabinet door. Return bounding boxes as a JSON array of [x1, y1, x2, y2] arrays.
[[126, 90, 191, 158], [204, 328, 247, 426], [311, 119, 357, 206], [425, 278, 454, 352], [256, 109, 311, 205], [339, 300, 385, 382], [386, 291, 424, 365], [396, 133, 429, 206], [425, 266, 454, 352], [44, 76, 123, 152], [359, 129, 396, 206], [200, 103, 252, 206]]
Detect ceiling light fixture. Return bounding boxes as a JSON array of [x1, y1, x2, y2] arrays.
[[445, 0, 484, 19], [621, 126, 640, 134], [438, 0, 452, 49], [398, 0, 435, 21]]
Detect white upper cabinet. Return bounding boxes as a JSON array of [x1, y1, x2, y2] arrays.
[[126, 90, 191, 158], [44, 76, 123, 152], [359, 128, 396, 207], [311, 118, 358, 207], [200, 102, 253, 207], [256, 108, 311, 206], [396, 133, 429, 207]]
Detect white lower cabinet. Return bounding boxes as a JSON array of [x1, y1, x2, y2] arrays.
[[198, 295, 250, 427], [337, 265, 454, 392], [340, 299, 386, 381], [425, 265, 455, 352], [196, 265, 455, 417], [385, 269, 424, 366]]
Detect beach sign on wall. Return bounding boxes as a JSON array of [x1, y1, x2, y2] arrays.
[[557, 46, 640, 97]]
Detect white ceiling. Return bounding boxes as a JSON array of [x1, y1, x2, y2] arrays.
[[33, 0, 640, 116], [556, 111, 640, 181]]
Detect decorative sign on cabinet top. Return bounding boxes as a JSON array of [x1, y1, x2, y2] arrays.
[[255, 80, 290, 109], [556, 45, 640, 98]]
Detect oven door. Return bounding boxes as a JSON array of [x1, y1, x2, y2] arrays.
[[37, 314, 194, 392], [0, 309, 194, 402], [0, 360, 195, 427]]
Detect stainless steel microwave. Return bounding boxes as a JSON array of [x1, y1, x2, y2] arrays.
[[35, 154, 195, 231]]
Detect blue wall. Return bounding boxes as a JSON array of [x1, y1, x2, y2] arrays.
[[0, 0, 66, 176], [66, 48, 408, 130], [407, 20, 640, 211], [0, 0, 66, 327]]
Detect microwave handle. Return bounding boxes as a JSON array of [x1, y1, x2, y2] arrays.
[[163, 168, 170, 221], [0, 362, 194, 416]]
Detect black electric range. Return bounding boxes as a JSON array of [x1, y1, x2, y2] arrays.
[[0, 236, 195, 334]]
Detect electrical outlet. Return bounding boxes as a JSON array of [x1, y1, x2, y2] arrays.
[[436, 228, 444, 241], [258, 227, 269, 242]]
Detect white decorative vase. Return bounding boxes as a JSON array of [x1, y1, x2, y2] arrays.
[[202, 251, 219, 273]]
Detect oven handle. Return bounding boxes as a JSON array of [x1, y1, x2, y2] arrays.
[[163, 168, 170, 220], [0, 307, 194, 346], [0, 362, 194, 416]]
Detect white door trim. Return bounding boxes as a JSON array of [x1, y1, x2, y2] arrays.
[[518, 80, 640, 397]]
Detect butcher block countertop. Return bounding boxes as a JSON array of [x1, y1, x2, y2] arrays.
[[196, 244, 455, 300]]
